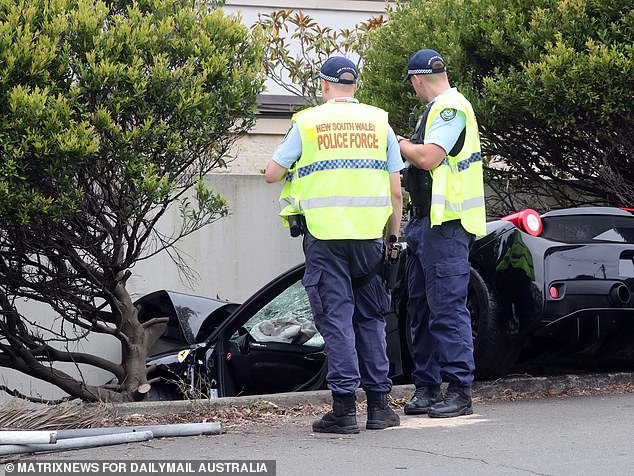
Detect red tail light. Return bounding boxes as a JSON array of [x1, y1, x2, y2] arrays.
[[549, 283, 565, 300], [501, 209, 543, 236], [621, 208, 634, 213]]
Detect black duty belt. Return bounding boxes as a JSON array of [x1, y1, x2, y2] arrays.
[[410, 205, 430, 219]]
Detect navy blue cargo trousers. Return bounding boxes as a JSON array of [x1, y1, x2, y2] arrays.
[[302, 232, 392, 395], [405, 217, 475, 387]]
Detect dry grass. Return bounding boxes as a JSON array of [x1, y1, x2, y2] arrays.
[[0, 399, 106, 431]]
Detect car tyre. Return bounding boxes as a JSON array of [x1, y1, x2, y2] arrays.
[[147, 382, 183, 401], [469, 267, 522, 379]]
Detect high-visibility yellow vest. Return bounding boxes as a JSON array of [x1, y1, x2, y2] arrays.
[[278, 100, 392, 240], [427, 90, 486, 236]]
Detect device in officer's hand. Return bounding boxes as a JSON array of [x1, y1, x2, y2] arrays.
[[409, 112, 417, 129], [383, 235, 405, 290]]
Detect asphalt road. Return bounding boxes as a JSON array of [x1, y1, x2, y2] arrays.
[[22, 392, 634, 476]]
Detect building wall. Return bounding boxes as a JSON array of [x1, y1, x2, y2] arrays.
[[128, 174, 305, 304], [220, 118, 291, 175], [224, 0, 385, 97]]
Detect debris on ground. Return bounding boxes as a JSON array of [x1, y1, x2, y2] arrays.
[[2, 382, 631, 435], [470, 382, 634, 404], [101, 383, 634, 433], [102, 402, 330, 433]]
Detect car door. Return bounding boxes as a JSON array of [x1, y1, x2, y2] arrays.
[[207, 265, 324, 396]]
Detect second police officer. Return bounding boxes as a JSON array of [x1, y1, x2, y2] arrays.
[[265, 57, 404, 433], [398, 49, 487, 418]]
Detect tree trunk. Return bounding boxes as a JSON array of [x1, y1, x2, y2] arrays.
[[115, 282, 150, 401]]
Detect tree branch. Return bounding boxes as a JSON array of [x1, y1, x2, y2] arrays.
[[0, 385, 73, 405]]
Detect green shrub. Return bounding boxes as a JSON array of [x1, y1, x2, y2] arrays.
[[361, 0, 634, 211]]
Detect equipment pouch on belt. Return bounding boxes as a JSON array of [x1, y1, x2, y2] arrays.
[[288, 214, 306, 238]]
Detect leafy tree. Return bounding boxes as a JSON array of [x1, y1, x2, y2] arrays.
[[360, 0, 634, 212], [0, 0, 264, 402], [254, 9, 386, 106]]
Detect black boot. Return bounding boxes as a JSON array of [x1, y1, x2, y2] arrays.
[[428, 385, 473, 418], [403, 386, 443, 415], [312, 393, 360, 434], [366, 391, 400, 430]]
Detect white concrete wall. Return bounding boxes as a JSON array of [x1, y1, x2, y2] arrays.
[[129, 174, 304, 303], [0, 299, 121, 402]]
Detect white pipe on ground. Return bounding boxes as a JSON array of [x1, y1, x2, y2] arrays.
[[0, 431, 57, 445], [0, 430, 153, 456], [56, 422, 221, 439]]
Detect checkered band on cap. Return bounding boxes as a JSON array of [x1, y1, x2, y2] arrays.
[[403, 49, 446, 82], [407, 69, 434, 75], [319, 72, 342, 83], [317, 56, 358, 84], [318, 72, 357, 84]]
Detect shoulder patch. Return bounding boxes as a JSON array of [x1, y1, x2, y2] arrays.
[[440, 108, 457, 122]]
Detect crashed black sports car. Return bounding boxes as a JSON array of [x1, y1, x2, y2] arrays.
[[138, 207, 634, 400]]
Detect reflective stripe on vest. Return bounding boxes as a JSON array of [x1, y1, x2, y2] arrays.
[[279, 196, 298, 212], [300, 195, 391, 211], [279, 101, 392, 240], [427, 90, 486, 237], [431, 194, 485, 213]]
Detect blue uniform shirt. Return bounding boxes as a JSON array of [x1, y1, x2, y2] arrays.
[[271, 98, 405, 173], [424, 88, 467, 154]]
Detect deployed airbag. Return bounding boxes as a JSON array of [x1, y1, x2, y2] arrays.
[[250, 315, 317, 345]]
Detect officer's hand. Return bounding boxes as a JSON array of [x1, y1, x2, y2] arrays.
[[384, 234, 397, 258]]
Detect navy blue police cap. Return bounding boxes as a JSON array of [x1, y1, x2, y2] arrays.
[[402, 49, 446, 84], [315, 56, 358, 85]]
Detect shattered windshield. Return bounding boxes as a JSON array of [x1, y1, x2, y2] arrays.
[[232, 281, 324, 347]]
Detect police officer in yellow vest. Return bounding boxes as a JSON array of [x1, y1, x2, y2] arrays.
[[265, 56, 404, 434], [398, 49, 486, 418]]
